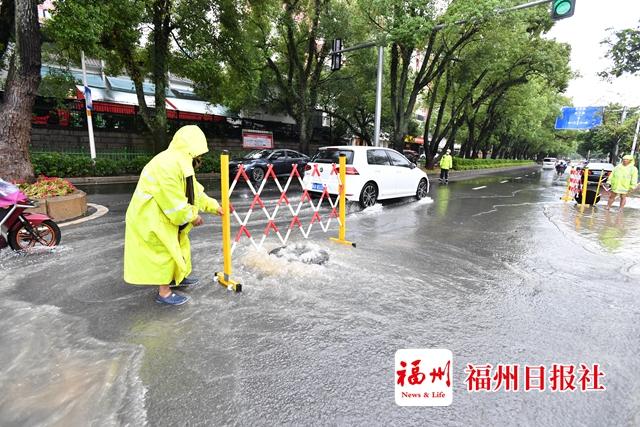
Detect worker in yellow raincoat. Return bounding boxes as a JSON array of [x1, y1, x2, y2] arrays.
[[439, 149, 453, 184], [124, 125, 221, 305], [605, 155, 638, 211]]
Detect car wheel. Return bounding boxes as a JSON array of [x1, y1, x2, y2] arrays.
[[251, 167, 265, 182], [359, 182, 378, 209], [415, 178, 429, 200]]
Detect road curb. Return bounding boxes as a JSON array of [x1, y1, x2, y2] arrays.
[[425, 165, 539, 182], [68, 172, 219, 185], [58, 203, 109, 228]]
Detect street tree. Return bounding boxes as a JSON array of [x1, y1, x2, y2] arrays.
[[48, 0, 176, 153], [249, 0, 351, 154], [361, 0, 517, 152], [0, 0, 41, 182], [578, 105, 639, 162], [416, 5, 570, 165], [601, 20, 640, 78]]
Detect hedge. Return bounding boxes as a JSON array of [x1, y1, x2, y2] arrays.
[[31, 151, 223, 177], [452, 158, 534, 171]]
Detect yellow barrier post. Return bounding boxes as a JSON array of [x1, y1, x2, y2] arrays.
[[593, 171, 605, 207], [216, 151, 242, 292], [580, 167, 589, 207], [330, 154, 355, 247]]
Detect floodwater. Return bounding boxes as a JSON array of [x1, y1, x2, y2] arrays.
[[1, 167, 639, 426]]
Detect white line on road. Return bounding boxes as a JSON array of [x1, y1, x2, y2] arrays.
[[500, 180, 509, 184], [515, 177, 522, 180], [59, 203, 109, 228], [472, 186, 487, 190]]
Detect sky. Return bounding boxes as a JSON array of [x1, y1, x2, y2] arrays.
[[546, 0, 640, 107]]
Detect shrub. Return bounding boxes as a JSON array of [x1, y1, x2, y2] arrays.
[[451, 158, 534, 171], [18, 176, 76, 198], [31, 151, 225, 177]]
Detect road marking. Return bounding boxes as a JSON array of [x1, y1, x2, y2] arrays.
[[472, 186, 487, 190], [515, 177, 522, 180], [500, 180, 509, 184], [59, 203, 109, 228]]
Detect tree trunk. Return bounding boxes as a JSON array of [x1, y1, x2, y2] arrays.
[[151, 0, 171, 152], [0, 0, 41, 182], [298, 113, 313, 154]]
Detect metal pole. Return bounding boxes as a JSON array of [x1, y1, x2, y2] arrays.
[[373, 45, 384, 147], [631, 116, 640, 156], [434, 0, 553, 30], [614, 106, 628, 163], [81, 51, 97, 160], [216, 151, 242, 292], [581, 167, 589, 207], [330, 154, 355, 247]]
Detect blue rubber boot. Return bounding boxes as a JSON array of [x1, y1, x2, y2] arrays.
[[155, 292, 190, 306], [170, 276, 200, 289]]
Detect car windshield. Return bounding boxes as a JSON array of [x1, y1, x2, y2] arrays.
[[585, 163, 614, 170], [243, 150, 270, 160], [543, 158, 556, 162], [311, 149, 354, 164]]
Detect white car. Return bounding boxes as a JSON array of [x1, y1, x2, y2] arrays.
[[303, 146, 430, 208], [542, 157, 557, 169]]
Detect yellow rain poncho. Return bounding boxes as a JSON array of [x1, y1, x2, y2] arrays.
[[607, 158, 638, 195], [124, 126, 220, 285], [439, 154, 453, 170]]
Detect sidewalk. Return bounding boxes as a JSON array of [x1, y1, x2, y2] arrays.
[[67, 165, 538, 185]]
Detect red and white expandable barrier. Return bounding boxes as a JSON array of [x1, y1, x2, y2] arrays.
[[228, 163, 343, 254]]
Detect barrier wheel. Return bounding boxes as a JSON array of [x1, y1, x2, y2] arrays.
[[251, 167, 265, 182], [359, 182, 378, 209]]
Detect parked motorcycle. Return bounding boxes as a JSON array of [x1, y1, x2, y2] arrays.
[[0, 179, 61, 250]]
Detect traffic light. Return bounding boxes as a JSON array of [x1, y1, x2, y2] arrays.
[[331, 39, 342, 71], [551, 0, 576, 21]]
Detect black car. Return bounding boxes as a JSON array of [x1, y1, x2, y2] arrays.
[[403, 150, 419, 163], [229, 149, 310, 182], [573, 162, 614, 204]]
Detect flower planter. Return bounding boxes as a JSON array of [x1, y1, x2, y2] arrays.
[[27, 190, 88, 221]]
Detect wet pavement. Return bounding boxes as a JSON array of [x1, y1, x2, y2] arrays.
[[1, 167, 640, 426]]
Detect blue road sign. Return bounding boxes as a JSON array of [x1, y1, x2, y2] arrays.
[[555, 107, 604, 130], [84, 86, 93, 110]]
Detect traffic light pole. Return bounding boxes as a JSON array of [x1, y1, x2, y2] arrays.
[[433, 0, 554, 30]]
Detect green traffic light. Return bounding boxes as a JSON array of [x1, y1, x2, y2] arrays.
[[554, 1, 571, 15], [551, 0, 575, 20]]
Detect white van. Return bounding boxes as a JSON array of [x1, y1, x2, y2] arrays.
[[542, 158, 557, 169]]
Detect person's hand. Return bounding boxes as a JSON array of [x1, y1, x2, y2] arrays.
[[216, 208, 224, 216], [192, 215, 204, 226]]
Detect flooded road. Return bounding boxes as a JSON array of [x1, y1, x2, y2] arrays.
[[1, 167, 639, 426]]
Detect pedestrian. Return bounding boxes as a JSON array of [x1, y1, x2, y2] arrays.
[[605, 155, 638, 211], [124, 125, 222, 306], [439, 149, 453, 184], [555, 160, 567, 176]]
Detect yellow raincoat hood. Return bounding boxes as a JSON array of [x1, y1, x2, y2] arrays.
[[168, 125, 209, 158]]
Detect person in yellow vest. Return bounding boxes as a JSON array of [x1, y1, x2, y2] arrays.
[[439, 149, 453, 184], [605, 155, 638, 211], [124, 125, 221, 305]]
